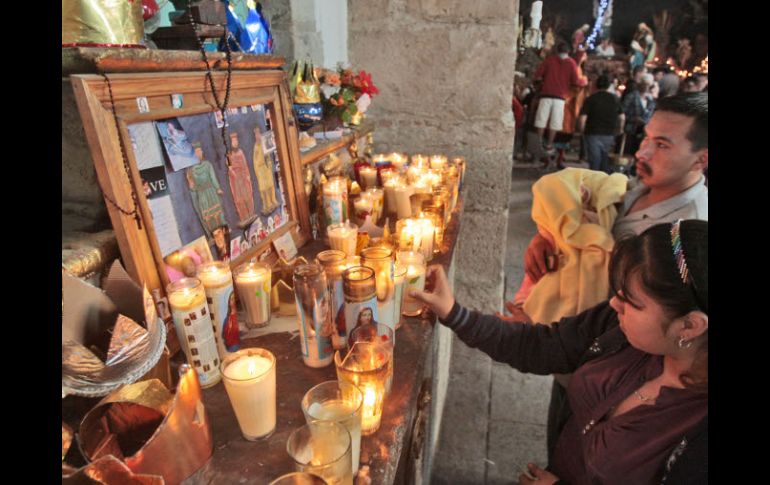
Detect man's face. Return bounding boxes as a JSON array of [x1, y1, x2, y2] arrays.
[[231, 136, 239, 149], [635, 111, 707, 190]]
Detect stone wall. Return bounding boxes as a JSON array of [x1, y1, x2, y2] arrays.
[[348, 0, 518, 313]]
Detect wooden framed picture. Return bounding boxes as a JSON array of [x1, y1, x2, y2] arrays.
[[71, 70, 311, 294]]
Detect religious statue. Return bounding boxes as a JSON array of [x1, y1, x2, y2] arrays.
[[572, 24, 590, 52], [227, 132, 257, 226], [252, 127, 279, 215], [543, 27, 556, 54], [187, 142, 226, 239], [676, 38, 693, 71]]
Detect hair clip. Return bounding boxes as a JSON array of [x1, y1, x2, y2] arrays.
[[670, 219, 689, 284]]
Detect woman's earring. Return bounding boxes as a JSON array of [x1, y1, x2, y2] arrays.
[[677, 336, 693, 349]]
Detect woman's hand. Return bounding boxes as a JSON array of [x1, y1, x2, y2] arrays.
[[408, 265, 455, 320], [519, 463, 559, 485]]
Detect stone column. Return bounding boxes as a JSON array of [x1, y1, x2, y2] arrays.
[[348, 0, 517, 313]]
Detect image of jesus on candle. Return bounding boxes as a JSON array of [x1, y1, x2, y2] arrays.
[[352, 307, 378, 335]]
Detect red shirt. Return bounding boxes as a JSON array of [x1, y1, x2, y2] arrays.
[[535, 54, 587, 99], [511, 96, 524, 127]]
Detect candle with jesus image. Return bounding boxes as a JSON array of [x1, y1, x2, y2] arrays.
[[198, 261, 239, 358]]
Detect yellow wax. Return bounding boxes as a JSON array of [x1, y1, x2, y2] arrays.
[[168, 286, 206, 311]]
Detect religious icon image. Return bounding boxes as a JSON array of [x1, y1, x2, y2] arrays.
[[352, 307, 378, 335], [212, 225, 231, 263], [163, 236, 213, 283], [186, 142, 227, 239], [252, 127, 279, 214], [156, 119, 199, 171], [226, 132, 257, 227]]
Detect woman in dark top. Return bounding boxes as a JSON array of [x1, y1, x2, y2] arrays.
[[411, 220, 708, 484]]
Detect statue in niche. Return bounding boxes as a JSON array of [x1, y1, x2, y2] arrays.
[[226, 132, 257, 227], [252, 126, 279, 215], [187, 142, 226, 239]]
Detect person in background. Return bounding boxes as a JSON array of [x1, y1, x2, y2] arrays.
[[622, 73, 656, 155], [533, 42, 589, 155], [681, 76, 699, 93], [622, 65, 647, 103], [693, 72, 708, 92], [578, 74, 625, 173], [595, 37, 615, 57], [653, 65, 680, 98]]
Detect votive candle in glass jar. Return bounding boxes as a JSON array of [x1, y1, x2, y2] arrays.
[[429, 155, 447, 172], [167, 277, 222, 388], [363, 187, 384, 222], [316, 250, 352, 350], [393, 183, 414, 220], [234, 261, 272, 329], [393, 263, 407, 329], [220, 348, 276, 440], [396, 218, 423, 253], [397, 251, 427, 317], [352, 195, 374, 226], [334, 343, 390, 436], [360, 247, 396, 333], [293, 263, 335, 368], [287, 421, 353, 485], [359, 166, 378, 190], [197, 261, 239, 359], [342, 266, 380, 340], [420, 209, 444, 254], [323, 176, 349, 226], [383, 176, 403, 215], [327, 221, 358, 257], [389, 153, 408, 172], [416, 216, 435, 262], [411, 154, 429, 169]]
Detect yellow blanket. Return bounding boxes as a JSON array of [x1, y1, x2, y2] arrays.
[[523, 168, 628, 325]]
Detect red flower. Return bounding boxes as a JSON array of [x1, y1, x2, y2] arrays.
[[356, 70, 379, 97]]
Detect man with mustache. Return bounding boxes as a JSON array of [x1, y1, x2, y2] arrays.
[[510, 92, 708, 460]]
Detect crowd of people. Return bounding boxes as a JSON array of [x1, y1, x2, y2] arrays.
[[514, 34, 708, 177]]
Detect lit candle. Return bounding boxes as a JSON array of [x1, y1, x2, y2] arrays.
[[167, 277, 222, 388], [393, 263, 407, 330], [234, 262, 272, 329], [360, 247, 396, 332], [323, 177, 349, 226], [397, 251, 426, 316], [406, 165, 424, 184], [420, 208, 444, 253], [363, 187, 384, 222], [197, 261, 239, 358], [316, 250, 354, 350], [393, 183, 415, 220], [430, 155, 447, 171], [220, 348, 276, 440], [411, 154, 429, 169], [397, 218, 423, 253], [417, 217, 435, 262], [353, 195, 374, 226], [327, 221, 359, 257], [361, 384, 381, 432], [383, 176, 402, 215], [334, 342, 390, 435], [389, 153, 408, 172], [359, 166, 378, 190]]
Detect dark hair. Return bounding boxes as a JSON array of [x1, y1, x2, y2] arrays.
[[652, 66, 671, 75], [609, 220, 708, 391], [692, 72, 708, 80], [596, 74, 611, 90], [683, 76, 697, 85], [654, 92, 708, 150], [632, 65, 646, 76], [556, 42, 569, 54]]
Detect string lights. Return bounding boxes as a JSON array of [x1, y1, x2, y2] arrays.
[[585, 0, 609, 50]]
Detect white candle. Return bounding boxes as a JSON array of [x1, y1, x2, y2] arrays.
[[383, 177, 402, 215], [398, 219, 423, 253], [353, 195, 374, 226], [168, 278, 222, 388], [234, 262, 272, 328], [389, 153, 408, 172], [323, 177, 349, 226], [359, 166, 378, 190], [394, 184, 415, 220], [360, 383, 383, 434], [198, 261, 238, 359], [411, 154, 429, 169], [221, 349, 277, 440], [417, 217, 435, 262], [327, 221, 359, 257], [430, 155, 447, 171], [397, 251, 426, 316], [406, 165, 424, 184], [363, 187, 384, 222]]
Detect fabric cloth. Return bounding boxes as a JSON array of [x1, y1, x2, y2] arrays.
[[535, 54, 588, 100], [580, 91, 623, 135], [535, 97, 566, 130], [551, 346, 707, 485], [612, 175, 709, 240], [585, 135, 616, 173], [520, 168, 628, 324], [439, 300, 708, 485]]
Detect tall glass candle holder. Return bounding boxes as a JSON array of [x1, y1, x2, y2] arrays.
[[362, 187, 384, 222], [396, 218, 423, 253], [323, 176, 349, 226], [198, 261, 239, 358], [327, 221, 358, 257], [334, 342, 390, 435], [220, 348, 276, 440], [406, 165, 424, 185], [358, 166, 378, 190], [389, 153, 408, 172], [352, 195, 373, 226], [416, 217, 435, 262], [348, 323, 394, 393], [168, 277, 222, 388], [393, 183, 414, 220], [234, 261, 272, 329], [451, 156, 466, 190], [397, 251, 427, 317], [316, 250, 352, 350], [433, 186, 452, 227], [342, 266, 379, 342], [360, 247, 396, 333], [411, 154, 429, 169], [301, 380, 363, 474], [293, 264, 335, 368], [383, 175, 402, 216], [287, 421, 353, 485], [430, 155, 448, 171], [420, 209, 444, 254], [393, 263, 407, 329]]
